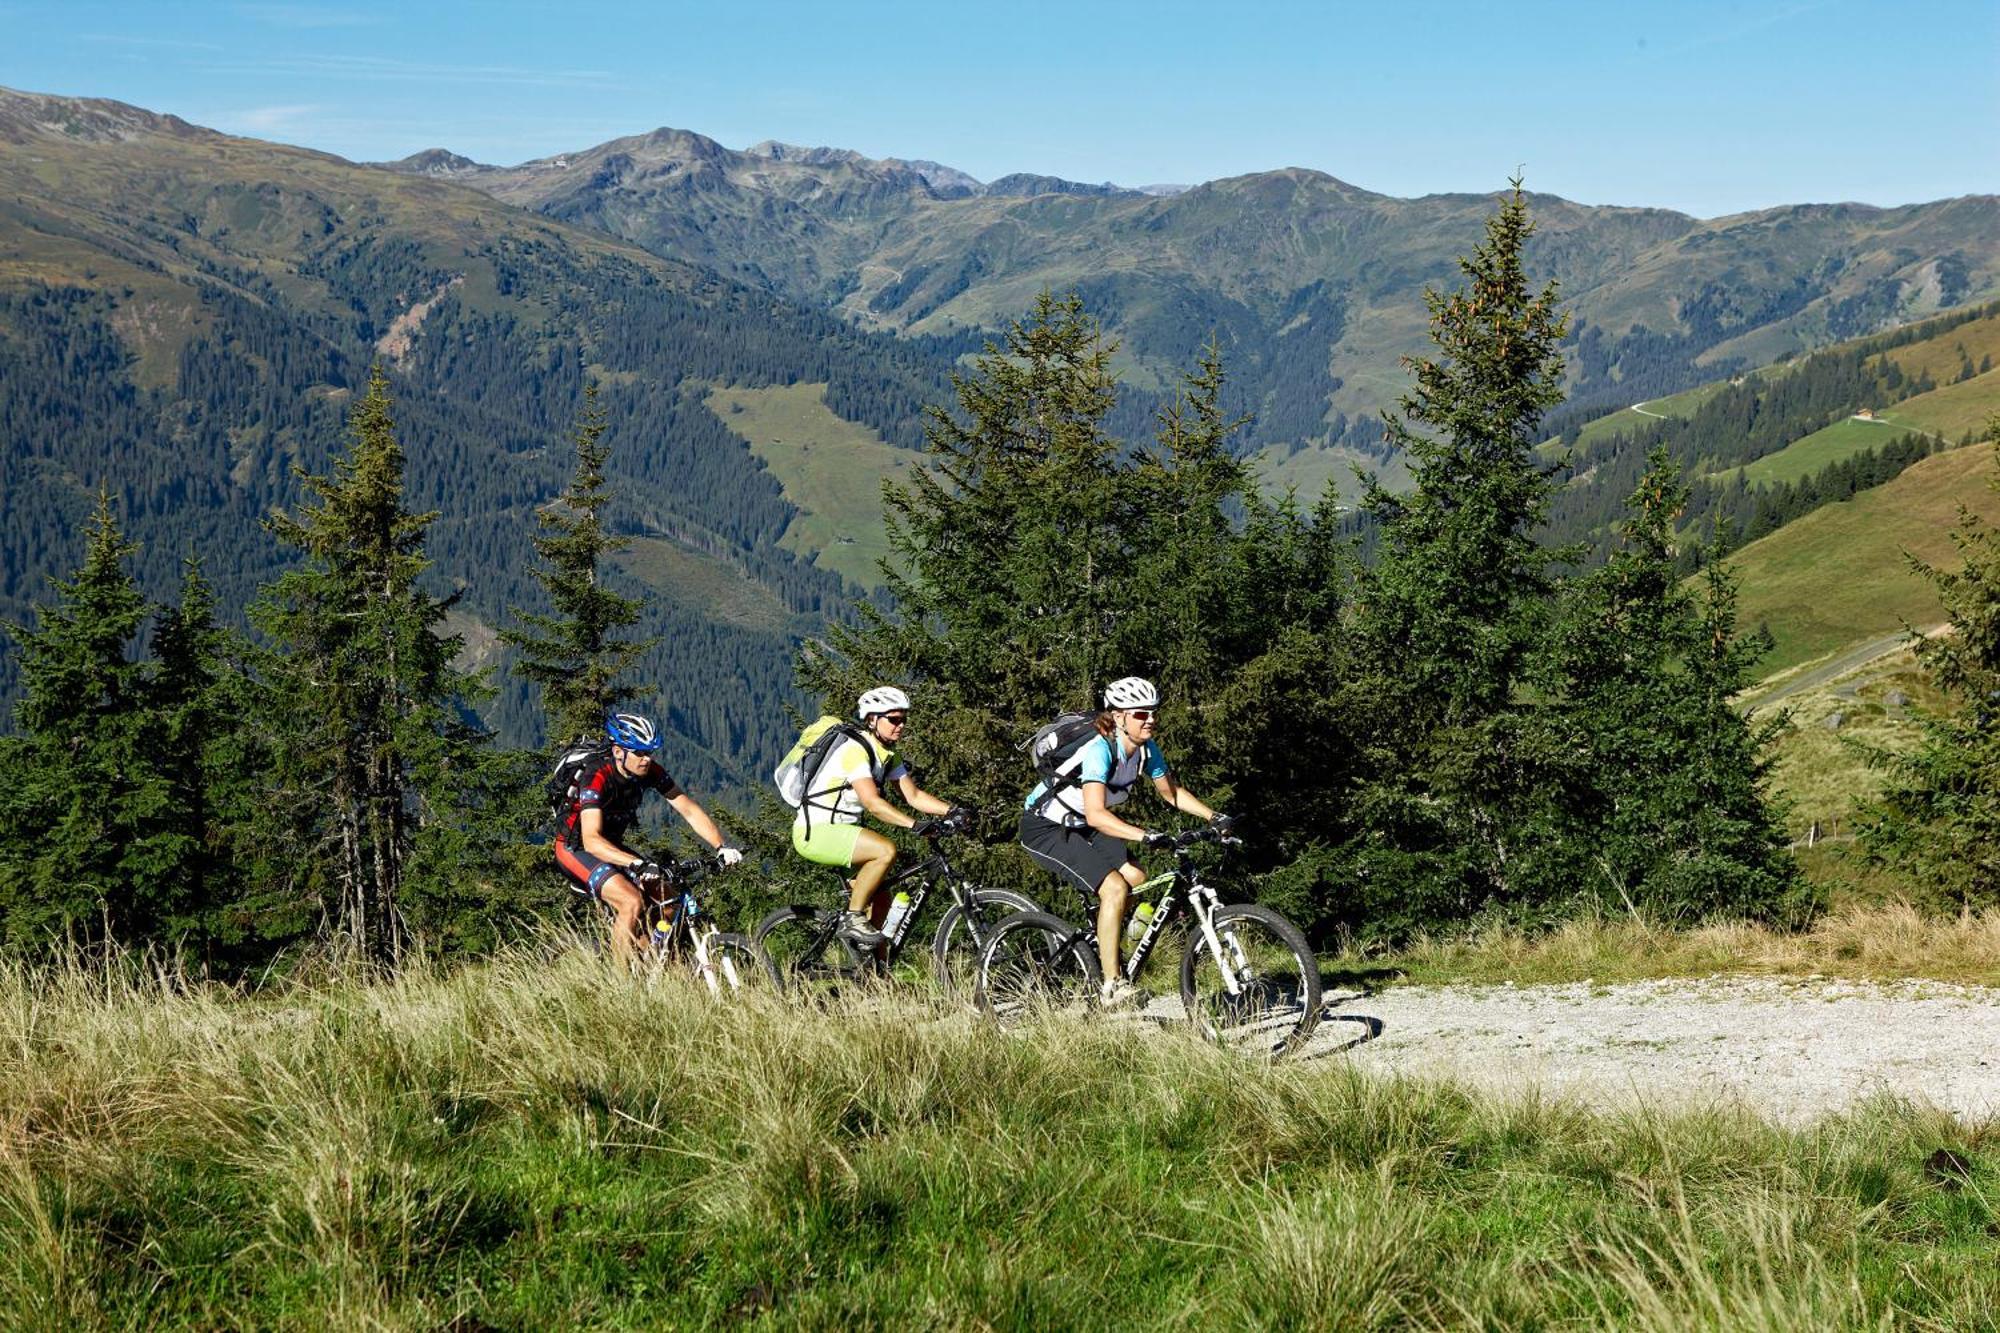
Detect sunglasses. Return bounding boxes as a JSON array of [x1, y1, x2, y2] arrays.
[[878, 713, 909, 726], [1126, 710, 1156, 722]]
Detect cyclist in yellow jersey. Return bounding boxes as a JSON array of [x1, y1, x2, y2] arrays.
[[791, 686, 960, 947]]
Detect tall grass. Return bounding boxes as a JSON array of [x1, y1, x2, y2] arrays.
[[1, 937, 1995, 1328], [1359, 901, 2000, 988]]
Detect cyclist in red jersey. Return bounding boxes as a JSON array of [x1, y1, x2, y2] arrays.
[[554, 712, 742, 965]]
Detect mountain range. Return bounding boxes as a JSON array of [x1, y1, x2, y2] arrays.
[[377, 123, 2000, 461], [4, 82, 1998, 786]]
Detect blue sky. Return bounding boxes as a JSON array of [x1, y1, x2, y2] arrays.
[[3, 0, 1994, 216]]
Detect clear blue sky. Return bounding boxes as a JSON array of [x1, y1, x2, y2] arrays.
[[3, 0, 1994, 217]]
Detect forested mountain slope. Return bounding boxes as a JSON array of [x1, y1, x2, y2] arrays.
[[0, 87, 959, 790], [392, 125, 2000, 461]]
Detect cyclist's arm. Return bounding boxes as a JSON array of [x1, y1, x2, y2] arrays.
[[1153, 774, 1214, 821], [666, 791, 727, 851], [1081, 780, 1149, 841], [849, 773, 917, 829], [577, 808, 640, 869], [895, 773, 952, 816]]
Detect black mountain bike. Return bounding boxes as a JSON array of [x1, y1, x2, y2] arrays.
[[633, 856, 779, 995], [752, 809, 1040, 999], [973, 826, 1322, 1058]]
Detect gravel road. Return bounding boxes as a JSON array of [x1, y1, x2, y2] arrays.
[[1303, 976, 2000, 1123]]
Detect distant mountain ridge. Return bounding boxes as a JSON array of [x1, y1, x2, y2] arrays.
[[392, 117, 2000, 458]]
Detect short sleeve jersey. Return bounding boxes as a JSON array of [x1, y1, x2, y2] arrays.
[[797, 732, 909, 827], [561, 757, 683, 847], [1024, 732, 1170, 826]]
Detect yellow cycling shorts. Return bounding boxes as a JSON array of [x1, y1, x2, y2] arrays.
[[791, 819, 863, 867]]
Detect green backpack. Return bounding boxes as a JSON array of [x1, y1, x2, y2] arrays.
[[772, 716, 875, 827]]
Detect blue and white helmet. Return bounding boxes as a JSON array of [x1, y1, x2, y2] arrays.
[[605, 712, 662, 752]]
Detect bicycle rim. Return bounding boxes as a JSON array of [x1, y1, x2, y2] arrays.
[[975, 911, 1098, 1029], [930, 888, 1038, 1000], [753, 906, 860, 1003], [704, 932, 778, 997], [1180, 903, 1321, 1058]]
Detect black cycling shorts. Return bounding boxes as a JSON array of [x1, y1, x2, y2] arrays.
[[1018, 811, 1132, 899], [554, 842, 629, 900]]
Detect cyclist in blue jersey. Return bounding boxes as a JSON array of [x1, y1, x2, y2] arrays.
[[1018, 677, 1227, 1006]]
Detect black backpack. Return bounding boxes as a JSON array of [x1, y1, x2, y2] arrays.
[[545, 735, 612, 825], [1021, 712, 1111, 818]]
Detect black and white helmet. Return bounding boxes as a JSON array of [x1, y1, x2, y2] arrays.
[[1102, 676, 1160, 710], [857, 685, 911, 720]]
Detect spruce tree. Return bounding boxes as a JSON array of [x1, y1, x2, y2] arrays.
[[1548, 450, 1799, 921], [1861, 423, 2000, 906], [146, 558, 274, 964], [1345, 181, 1573, 929], [252, 366, 510, 964], [503, 382, 654, 749], [0, 493, 171, 953], [802, 291, 1131, 833]]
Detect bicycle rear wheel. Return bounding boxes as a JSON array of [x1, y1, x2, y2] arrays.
[[697, 930, 780, 997], [1180, 902, 1321, 1058], [753, 905, 863, 1002], [974, 910, 1100, 1029], [930, 886, 1040, 999]]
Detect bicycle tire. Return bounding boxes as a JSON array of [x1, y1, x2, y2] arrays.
[[973, 909, 1101, 1029], [929, 886, 1040, 998], [752, 904, 863, 1001], [698, 930, 780, 997], [1179, 901, 1321, 1058]]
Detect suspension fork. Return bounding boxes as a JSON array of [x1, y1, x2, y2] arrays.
[[1188, 879, 1247, 995]]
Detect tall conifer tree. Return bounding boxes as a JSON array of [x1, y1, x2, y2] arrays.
[[0, 494, 170, 952], [1547, 449, 1798, 920], [504, 382, 653, 748], [253, 366, 504, 964], [1346, 182, 1573, 927]]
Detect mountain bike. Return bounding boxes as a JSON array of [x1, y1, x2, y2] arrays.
[[752, 809, 1040, 1000], [973, 825, 1321, 1058], [633, 856, 779, 996]]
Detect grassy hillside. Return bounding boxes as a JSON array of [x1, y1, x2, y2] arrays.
[[5, 949, 1998, 1327], [704, 382, 916, 588], [1247, 441, 1410, 504], [1731, 415, 1925, 485], [1727, 443, 1998, 676]]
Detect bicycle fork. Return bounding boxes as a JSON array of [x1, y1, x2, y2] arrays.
[[1191, 886, 1255, 996]]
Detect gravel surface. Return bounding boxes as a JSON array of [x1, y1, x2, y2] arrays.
[[1304, 976, 2000, 1123]]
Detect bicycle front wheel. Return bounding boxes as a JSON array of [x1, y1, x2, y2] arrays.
[[752, 905, 862, 1002], [974, 910, 1100, 1030], [1179, 902, 1321, 1058], [696, 930, 780, 997], [930, 886, 1040, 999]]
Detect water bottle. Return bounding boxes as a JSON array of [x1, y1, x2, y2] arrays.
[[881, 891, 913, 941], [649, 914, 672, 952], [1124, 900, 1155, 946]]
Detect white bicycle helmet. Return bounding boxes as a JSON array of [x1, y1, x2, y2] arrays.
[[1102, 676, 1160, 710], [857, 685, 912, 719]]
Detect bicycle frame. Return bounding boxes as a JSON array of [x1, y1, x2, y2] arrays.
[[809, 830, 1012, 966], [1067, 836, 1246, 992], [640, 861, 744, 994]]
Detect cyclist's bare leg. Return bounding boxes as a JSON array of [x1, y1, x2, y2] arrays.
[[599, 874, 647, 966], [1096, 863, 1146, 981], [846, 828, 899, 919]]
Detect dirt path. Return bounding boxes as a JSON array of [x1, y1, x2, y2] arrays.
[[1304, 975, 2000, 1123]]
